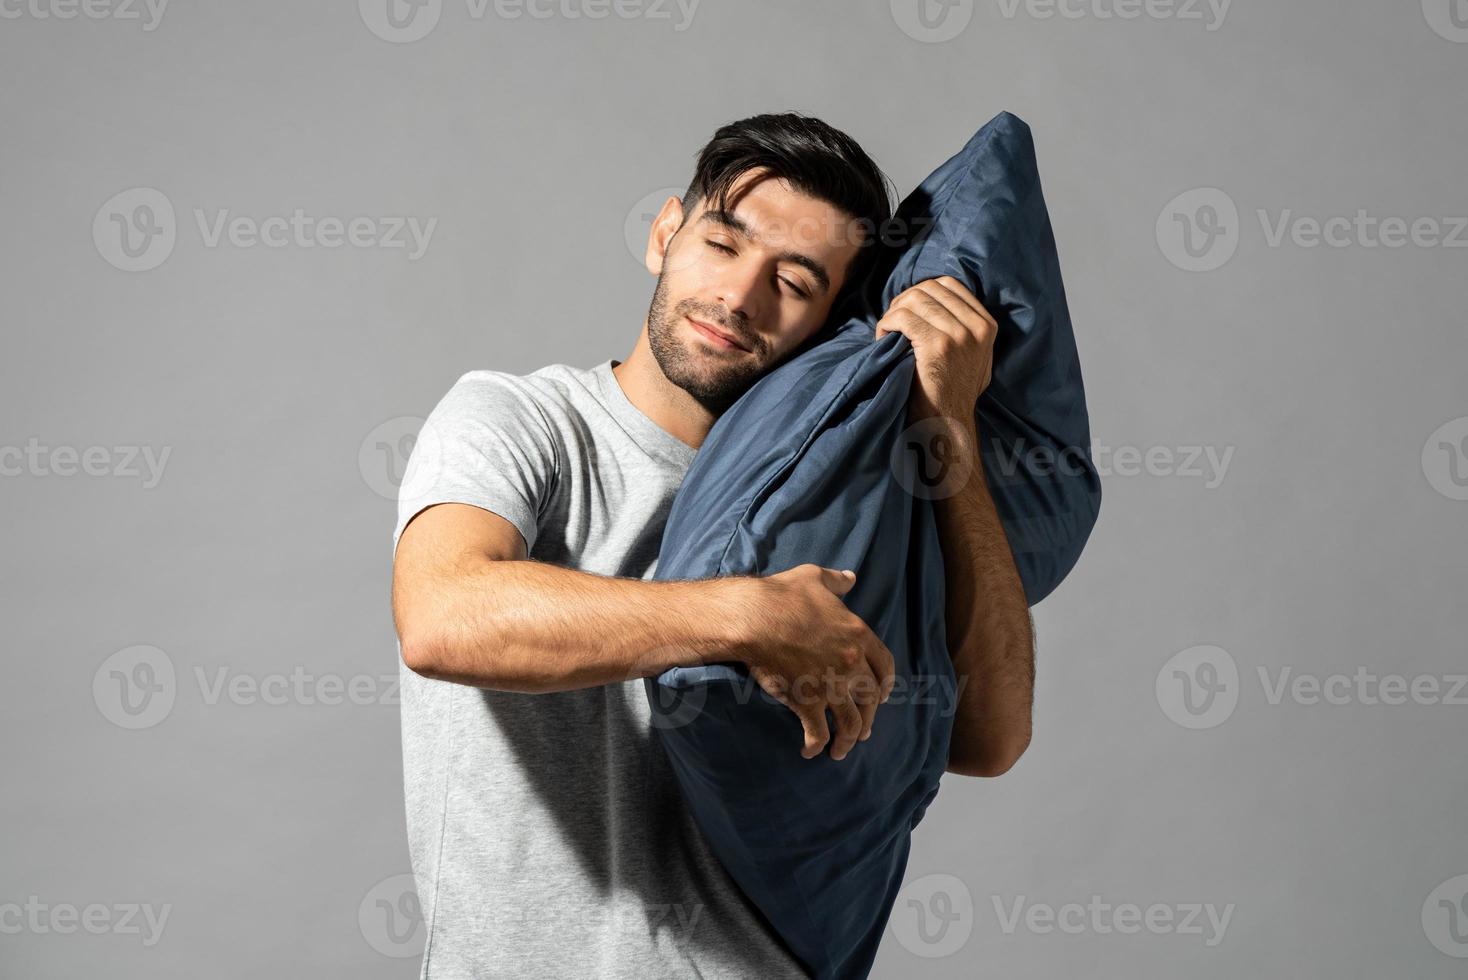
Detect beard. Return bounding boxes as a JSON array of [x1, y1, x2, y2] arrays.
[[645, 264, 771, 414]]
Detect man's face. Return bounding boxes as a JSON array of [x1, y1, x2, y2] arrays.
[[642, 169, 864, 412]]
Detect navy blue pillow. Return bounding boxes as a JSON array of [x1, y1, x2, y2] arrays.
[[645, 112, 1101, 980]]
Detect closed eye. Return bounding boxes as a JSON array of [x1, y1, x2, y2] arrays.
[[704, 240, 811, 299]]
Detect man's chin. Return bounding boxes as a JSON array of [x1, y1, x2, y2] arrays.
[[671, 361, 762, 410]]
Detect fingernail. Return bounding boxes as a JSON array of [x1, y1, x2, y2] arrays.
[[841, 569, 855, 578]]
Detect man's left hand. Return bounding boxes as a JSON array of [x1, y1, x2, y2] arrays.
[[873, 276, 998, 423]]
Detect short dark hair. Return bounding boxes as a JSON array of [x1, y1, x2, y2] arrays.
[[681, 111, 894, 304]]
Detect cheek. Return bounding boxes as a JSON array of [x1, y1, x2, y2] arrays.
[[666, 238, 722, 285], [768, 312, 827, 358]]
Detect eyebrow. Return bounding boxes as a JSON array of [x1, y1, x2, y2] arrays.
[[696, 208, 833, 295]]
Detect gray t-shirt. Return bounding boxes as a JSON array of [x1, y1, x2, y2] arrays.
[[391, 358, 809, 980]]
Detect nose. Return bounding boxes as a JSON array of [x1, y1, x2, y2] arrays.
[[714, 260, 766, 326]]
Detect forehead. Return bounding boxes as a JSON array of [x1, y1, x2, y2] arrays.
[[700, 168, 857, 247]]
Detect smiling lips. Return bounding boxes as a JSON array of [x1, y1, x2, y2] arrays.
[[687, 316, 750, 353]]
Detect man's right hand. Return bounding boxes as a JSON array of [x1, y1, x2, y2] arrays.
[[725, 564, 896, 762]]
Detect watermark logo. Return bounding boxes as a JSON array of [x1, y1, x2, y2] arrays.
[[1156, 188, 1239, 273], [1422, 0, 1468, 42], [0, 0, 169, 30], [93, 187, 176, 272], [93, 646, 402, 729], [0, 898, 171, 946], [992, 895, 1233, 945], [1424, 874, 1468, 957], [624, 185, 689, 270], [994, 0, 1231, 31], [192, 209, 436, 258], [93, 645, 176, 730], [193, 666, 400, 707], [1160, 651, 1468, 729], [890, 0, 974, 43], [623, 184, 927, 274], [890, 873, 975, 957], [1258, 667, 1468, 707], [1156, 644, 1239, 730], [1160, 187, 1468, 272], [361, 415, 446, 501], [95, 190, 437, 270], [361, 0, 700, 41], [986, 438, 1235, 489], [359, 874, 424, 958], [638, 649, 711, 730], [359, 0, 443, 42], [891, 416, 978, 500], [0, 439, 171, 487], [1257, 210, 1468, 250], [1422, 416, 1468, 501]]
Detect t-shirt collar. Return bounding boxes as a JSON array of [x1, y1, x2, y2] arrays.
[[594, 359, 699, 468]]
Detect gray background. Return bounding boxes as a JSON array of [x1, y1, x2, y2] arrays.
[[3, 0, 1465, 977]]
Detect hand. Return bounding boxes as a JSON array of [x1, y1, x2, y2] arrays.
[[874, 276, 998, 423], [727, 565, 896, 761]]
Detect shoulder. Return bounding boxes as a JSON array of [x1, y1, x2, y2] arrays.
[[441, 363, 594, 410], [423, 362, 616, 456]]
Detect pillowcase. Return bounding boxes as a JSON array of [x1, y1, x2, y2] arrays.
[[645, 111, 1101, 980]]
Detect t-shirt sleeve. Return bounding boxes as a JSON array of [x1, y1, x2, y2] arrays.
[[392, 371, 562, 557]]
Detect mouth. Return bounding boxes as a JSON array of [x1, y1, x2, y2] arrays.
[[686, 316, 751, 353]]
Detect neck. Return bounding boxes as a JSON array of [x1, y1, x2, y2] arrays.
[[612, 321, 717, 451]]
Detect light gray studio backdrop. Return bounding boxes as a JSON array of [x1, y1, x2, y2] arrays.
[[3, 1, 1465, 977]]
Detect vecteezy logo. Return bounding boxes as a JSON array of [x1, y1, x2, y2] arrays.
[[1423, 874, 1468, 957], [359, 873, 425, 958], [359, 0, 442, 42], [93, 645, 177, 729], [889, 873, 974, 957], [1156, 188, 1240, 273], [93, 188, 176, 272], [1156, 644, 1239, 730], [890, 416, 977, 500], [1422, 0, 1468, 42], [1422, 416, 1468, 501], [890, 0, 973, 43], [360, 415, 445, 502], [623, 185, 690, 271], [638, 650, 710, 731]]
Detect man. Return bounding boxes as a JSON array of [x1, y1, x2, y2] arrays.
[[390, 111, 1035, 979]]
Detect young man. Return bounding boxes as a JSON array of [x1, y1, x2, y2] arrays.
[[390, 111, 1034, 979]]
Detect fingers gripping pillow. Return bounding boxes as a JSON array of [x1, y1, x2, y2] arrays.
[[644, 112, 1101, 980]]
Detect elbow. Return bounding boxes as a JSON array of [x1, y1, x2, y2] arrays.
[[398, 629, 444, 679], [947, 731, 1031, 779], [402, 630, 440, 677], [397, 625, 524, 690]]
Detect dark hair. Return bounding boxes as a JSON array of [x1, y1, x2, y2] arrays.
[[681, 111, 895, 304]]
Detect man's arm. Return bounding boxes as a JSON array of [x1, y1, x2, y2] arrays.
[[873, 274, 1035, 778], [393, 502, 739, 691], [930, 418, 1035, 777], [391, 502, 896, 761]]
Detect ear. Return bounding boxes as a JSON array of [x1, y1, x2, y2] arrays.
[[644, 195, 687, 276]]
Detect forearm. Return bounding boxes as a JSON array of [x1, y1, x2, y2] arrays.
[[401, 559, 747, 693], [933, 418, 1035, 777]]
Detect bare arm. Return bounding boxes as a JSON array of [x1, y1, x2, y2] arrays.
[[392, 502, 746, 691], [872, 274, 1035, 778], [391, 502, 895, 759], [932, 418, 1035, 778]]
